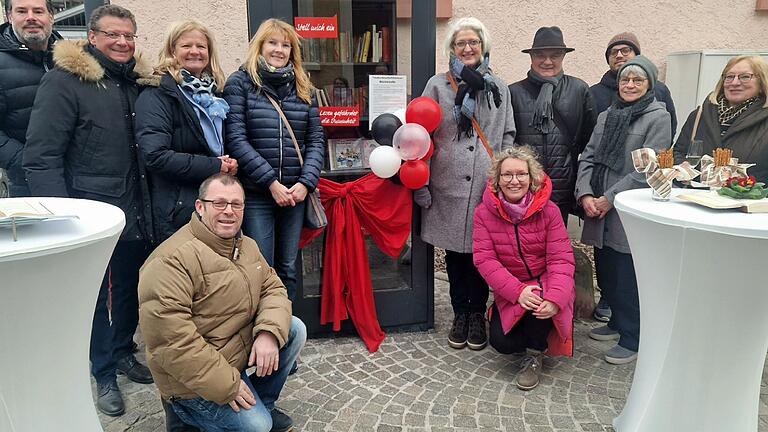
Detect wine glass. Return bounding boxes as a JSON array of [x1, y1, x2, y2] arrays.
[[685, 140, 703, 167]]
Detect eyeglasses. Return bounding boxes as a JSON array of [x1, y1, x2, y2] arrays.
[[619, 77, 647, 86], [724, 73, 756, 84], [500, 172, 530, 182], [609, 46, 634, 57], [199, 199, 245, 211], [454, 39, 481, 49], [94, 30, 138, 42], [531, 51, 566, 61]]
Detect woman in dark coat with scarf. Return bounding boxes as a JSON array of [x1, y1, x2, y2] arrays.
[[136, 20, 235, 243], [575, 56, 671, 365], [673, 55, 768, 182], [415, 16, 516, 352], [223, 18, 324, 301]]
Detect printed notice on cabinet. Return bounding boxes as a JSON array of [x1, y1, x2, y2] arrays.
[[368, 75, 407, 129]]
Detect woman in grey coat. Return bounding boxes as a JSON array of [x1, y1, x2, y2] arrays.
[[575, 56, 670, 365], [415, 17, 516, 351]]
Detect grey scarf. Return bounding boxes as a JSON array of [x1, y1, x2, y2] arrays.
[[449, 53, 501, 138], [526, 69, 563, 134]]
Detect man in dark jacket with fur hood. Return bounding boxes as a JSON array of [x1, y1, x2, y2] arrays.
[[0, 0, 60, 196], [510, 26, 597, 225], [23, 4, 154, 418]]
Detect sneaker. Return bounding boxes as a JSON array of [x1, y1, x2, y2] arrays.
[[448, 312, 469, 349], [466, 312, 487, 350], [589, 325, 620, 341], [96, 379, 125, 417], [604, 344, 638, 365], [593, 297, 612, 322], [516, 351, 542, 390], [270, 407, 294, 432], [115, 354, 154, 384]]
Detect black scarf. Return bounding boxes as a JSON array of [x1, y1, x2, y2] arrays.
[[527, 69, 563, 134], [449, 53, 501, 138], [257, 56, 295, 98], [86, 44, 137, 83], [590, 91, 655, 196]]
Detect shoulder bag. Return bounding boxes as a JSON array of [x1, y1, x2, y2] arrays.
[[264, 93, 328, 229]]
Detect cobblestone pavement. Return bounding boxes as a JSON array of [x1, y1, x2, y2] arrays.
[[98, 275, 768, 431]]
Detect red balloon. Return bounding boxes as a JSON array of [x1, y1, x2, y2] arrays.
[[399, 160, 430, 189], [405, 97, 442, 133], [421, 140, 434, 161]]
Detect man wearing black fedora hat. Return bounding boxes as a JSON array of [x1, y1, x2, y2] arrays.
[[509, 26, 597, 225]]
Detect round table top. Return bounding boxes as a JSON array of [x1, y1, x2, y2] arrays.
[[615, 189, 768, 240], [0, 197, 125, 260]]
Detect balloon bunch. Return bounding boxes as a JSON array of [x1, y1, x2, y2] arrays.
[[368, 97, 441, 189]]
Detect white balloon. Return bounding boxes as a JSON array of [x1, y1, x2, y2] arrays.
[[369, 146, 402, 178], [393, 123, 431, 160]]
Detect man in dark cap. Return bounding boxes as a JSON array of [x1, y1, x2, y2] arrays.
[[588, 32, 677, 323], [509, 26, 597, 225], [591, 32, 677, 133]]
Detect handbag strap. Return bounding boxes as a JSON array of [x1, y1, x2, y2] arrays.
[[690, 104, 703, 142], [446, 71, 495, 160], [264, 92, 304, 167]]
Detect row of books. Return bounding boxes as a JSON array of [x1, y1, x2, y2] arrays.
[[301, 26, 391, 64], [313, 85, 369, 111]]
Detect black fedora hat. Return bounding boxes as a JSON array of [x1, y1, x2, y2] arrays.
[[521, 26, 575, 53]]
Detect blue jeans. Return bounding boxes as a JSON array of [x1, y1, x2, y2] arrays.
[[170, 317, 307, 432], [91, 240, 151, 383], [243, 194, 305, 301], [594, 246, 640, 351]]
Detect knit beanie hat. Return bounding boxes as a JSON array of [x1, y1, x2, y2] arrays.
[[605, 32, 641, 63], [618, 55, 657, 90]]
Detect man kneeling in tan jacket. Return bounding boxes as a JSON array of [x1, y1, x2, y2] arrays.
[[138, 173, 305, 432]]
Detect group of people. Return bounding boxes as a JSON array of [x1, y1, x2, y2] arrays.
[[2, 0, 768, 429], [2, 1, 324, 431], [416, 17, 768, 390]]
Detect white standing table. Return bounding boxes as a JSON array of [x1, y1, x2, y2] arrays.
[[614, 189, 768, 432], [0, 198, 124, 432]]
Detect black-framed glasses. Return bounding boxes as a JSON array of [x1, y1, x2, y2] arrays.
[[724, 73, 756, 84], [500, 172, 530, 182], [454, 39, 481, 49], [199, 199, 245, 211], [531, 51, 566, 61], [93, 30, 138, 42], [609, 46, 634, 57]]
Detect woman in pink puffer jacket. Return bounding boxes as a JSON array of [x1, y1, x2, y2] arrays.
[[473, 146, 575, 391]]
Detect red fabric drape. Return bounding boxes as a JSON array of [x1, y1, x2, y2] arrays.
[[300, 174, 412, 352]]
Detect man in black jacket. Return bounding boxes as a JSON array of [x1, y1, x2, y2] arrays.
[[0, 0, 60, 196], [510, 26, 597, 225], [23, 4, 154, 418], [590, 32, 677, 136]]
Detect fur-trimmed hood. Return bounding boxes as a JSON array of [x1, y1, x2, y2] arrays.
[[52, 39, 153, 83]]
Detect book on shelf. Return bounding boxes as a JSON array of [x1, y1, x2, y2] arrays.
[[381, 26, 391, 63], [677, 190, 768, 213], [301, 26, 389, 65]]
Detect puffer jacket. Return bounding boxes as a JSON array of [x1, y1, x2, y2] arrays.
[[138, 214, 291, 404], [473, 175, 575, 355], [23, 40, 154, 241], [590, 71, 677, 137], [509, 75, 597, 211], [223, 68, 324, 195], [0, 22, 61, 194], [136, 73, 224, 242]]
